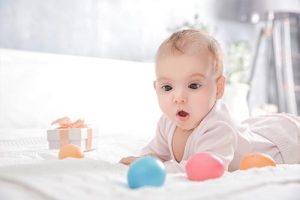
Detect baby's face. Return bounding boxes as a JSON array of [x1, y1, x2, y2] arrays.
[[154, 53, 223, 131]]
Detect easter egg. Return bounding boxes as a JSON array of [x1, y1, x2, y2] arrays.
[[58, 144, 84, 160], [186, 152, 225, 181], [240, 152, 276, 170], [127, 157, 166, 189]]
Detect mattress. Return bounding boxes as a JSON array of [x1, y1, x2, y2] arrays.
[[0, 129, 300, 200]]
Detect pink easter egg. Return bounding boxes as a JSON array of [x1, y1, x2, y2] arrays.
[[186, 152, 225, 181]]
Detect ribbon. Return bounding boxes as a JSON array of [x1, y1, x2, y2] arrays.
[[51, 116, 87, 129], [86, 128, 93, 151]]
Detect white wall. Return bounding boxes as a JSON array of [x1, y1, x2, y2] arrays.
[[0, 0, 220, 61], [0, 0, 254, 61]]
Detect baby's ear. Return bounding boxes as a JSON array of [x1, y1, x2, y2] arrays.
[[216, 76, 225, 99], [153, 80, 157, 90]]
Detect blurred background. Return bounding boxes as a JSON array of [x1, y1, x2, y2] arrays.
[[0, 0, 300, 132]]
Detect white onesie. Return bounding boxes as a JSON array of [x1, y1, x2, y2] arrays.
[[141, 101, 300, 172]]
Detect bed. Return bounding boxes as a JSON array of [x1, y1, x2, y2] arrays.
[[0, 49, 299, 199], [0, 129, 300, 200]]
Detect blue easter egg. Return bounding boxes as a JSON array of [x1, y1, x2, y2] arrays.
[[127, 157, 166, 189]]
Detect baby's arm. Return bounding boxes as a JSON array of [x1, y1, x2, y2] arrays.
[[164, 122, 237, 173], [119, 153, 162, 165], [119, 116, 171, 165], [193, 122, 237, 170], [119, 156, 140, 165], [140, 116, 171, 161]]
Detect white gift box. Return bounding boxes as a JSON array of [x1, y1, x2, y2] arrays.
[[47, 127, 98, 151]]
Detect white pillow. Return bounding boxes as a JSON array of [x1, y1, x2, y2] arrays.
[[0, 49, 161, 136]]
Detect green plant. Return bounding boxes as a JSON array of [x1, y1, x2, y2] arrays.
[[226, 41, 251, 84]]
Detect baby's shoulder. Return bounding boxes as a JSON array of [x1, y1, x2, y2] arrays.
[[205, 102, 238, 127], [157, 115, 176, 136], [195, 103, 239, 137], [158, 115, 172, 126]]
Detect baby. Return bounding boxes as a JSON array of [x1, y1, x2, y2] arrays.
[[120, 29, 300, 172]]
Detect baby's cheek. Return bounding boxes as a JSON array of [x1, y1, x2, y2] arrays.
[[195, 91, 216, 105], [192, 99, 212, 116], [158, 95, 170, 105], [160, 101, 171, 112], [159, 100, 172, 115]]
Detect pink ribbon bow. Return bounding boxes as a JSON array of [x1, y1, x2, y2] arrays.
[[51, 117, 87, 129]]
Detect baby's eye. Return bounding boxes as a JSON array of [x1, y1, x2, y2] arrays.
[[161, 85, 173, 91], [188, 83, 201, 89]]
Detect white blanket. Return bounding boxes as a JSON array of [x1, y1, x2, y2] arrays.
[[0, 129, 300, 200], [1, 159, 300, 200]]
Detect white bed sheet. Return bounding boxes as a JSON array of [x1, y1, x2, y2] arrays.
[[0, 129, 149, 166], [0, 129, 300, 200]]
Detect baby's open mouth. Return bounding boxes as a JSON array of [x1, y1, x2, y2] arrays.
[[177, 110, 189, 117]]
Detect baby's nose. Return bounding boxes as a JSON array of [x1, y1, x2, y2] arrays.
[[174, 98, 186, 104], [173, 90, 187, 104]]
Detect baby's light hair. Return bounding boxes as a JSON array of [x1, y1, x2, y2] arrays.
[[156, 29, 223, 77]]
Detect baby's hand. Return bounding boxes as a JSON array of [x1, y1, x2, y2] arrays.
[[119, 156, 140, 165]]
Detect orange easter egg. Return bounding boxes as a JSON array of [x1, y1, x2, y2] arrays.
[[58, 144, 84, 160], [240, 152, 276, 170]]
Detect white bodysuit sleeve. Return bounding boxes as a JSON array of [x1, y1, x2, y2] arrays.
[[192, 121, 237, 171], [140, 116, 171, 161], [165, 121, 237, 173]]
